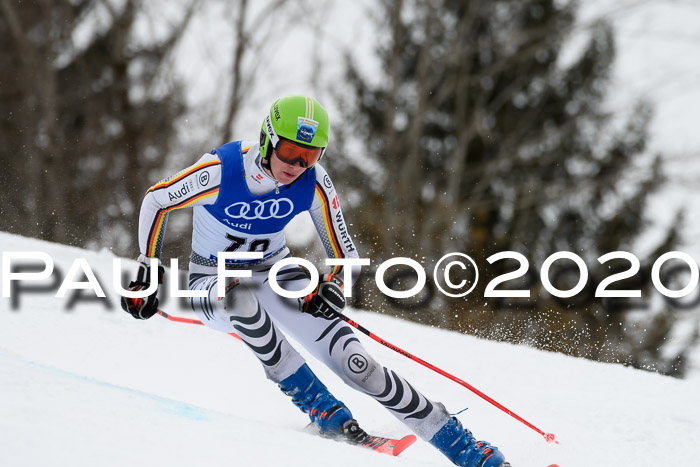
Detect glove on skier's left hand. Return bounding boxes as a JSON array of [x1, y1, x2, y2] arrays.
[[299, 274, 346, 320], [120, 256, 164, 320]]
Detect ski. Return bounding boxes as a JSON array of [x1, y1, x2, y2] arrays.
[[305, 423, 417, 456], [355, 433, 417, 456]]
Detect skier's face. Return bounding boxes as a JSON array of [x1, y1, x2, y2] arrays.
[[270, 141, 318, 184], [270, 150, 306, 184]]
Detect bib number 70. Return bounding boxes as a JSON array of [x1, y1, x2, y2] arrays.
[[224, 233, 270, 253]]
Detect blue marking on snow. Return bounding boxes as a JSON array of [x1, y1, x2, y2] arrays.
[[0, 351, 212, 421]]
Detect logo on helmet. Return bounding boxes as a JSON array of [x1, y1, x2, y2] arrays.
[[297, 117, 319, 143], [266, 115, 275, 138]]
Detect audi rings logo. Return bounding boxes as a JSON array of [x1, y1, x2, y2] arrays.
[[225, 199, 295, 220]]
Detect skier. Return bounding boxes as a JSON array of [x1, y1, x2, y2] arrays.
[[121, 95, 509, 467]]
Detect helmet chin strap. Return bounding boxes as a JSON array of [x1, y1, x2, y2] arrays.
[[261, 151, 272, 171], [258, 152, 281, 193], [262, 113, 279, 177], [259, 152, 277, 180]]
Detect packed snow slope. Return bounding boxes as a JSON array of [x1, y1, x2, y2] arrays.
[[1, 232, 698, 467]]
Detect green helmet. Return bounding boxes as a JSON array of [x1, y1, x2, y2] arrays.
[[259, 95, 330, 165]]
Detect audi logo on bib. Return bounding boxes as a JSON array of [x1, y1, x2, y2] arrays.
[[225, 199, 295, 220]]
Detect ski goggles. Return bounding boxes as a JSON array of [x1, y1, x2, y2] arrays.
[[273, 138, 323, 168]]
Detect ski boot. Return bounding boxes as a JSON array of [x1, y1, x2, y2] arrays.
[[430, 416, 509, 467], [278, 363, 353, 435]]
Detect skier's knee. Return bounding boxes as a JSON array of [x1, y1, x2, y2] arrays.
[[223, 280, 259, 316], [339, 345, 385, 394]]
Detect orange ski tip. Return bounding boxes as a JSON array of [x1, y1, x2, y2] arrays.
[[392, 434, 417, 456]]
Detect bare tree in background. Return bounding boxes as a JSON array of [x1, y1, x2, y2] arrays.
[[330, 0, 696, 376], [148, 0, 319, 262], [0, 0, 192, 254], [219, 0, 295, 143], [0, 0, 313, 259]]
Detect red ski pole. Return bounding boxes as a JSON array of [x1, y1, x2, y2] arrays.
[[157, 310, 242, 341], [333, 311, 558, 444], [157, 310, 556, 443]]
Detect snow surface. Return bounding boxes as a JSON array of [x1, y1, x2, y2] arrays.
[[1, 231, 699, 467]]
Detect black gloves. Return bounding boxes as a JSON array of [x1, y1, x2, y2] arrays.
[[120, 256, 164, 320], [299, 274, 346, 320]]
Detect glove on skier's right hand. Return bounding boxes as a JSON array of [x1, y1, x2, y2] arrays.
[[120, 256, 164, 320], [299, 274, 346, 320]]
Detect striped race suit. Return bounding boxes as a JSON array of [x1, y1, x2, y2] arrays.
[[137, 141, 450, 440]]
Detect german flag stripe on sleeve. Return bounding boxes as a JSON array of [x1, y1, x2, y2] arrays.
[[147, 160, 221, 194], [314, 183, 344, 274], [242, 145, 252, 154], [146, 186, 220, 257]]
